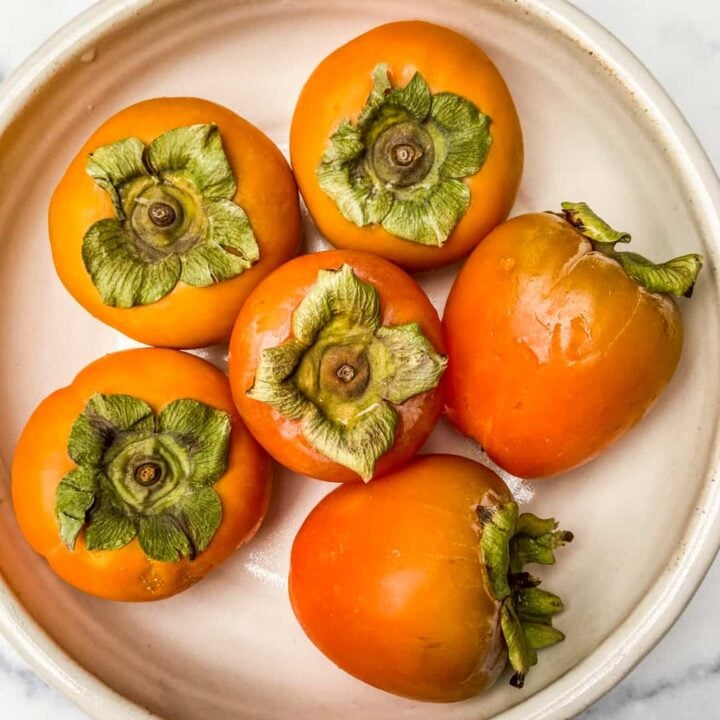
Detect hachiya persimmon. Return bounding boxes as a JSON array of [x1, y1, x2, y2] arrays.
[[12, 349, 271, 601], [290, 454, 572, 702], [228, 250, 446, 483], [50, 97, 301, 348], [444, 202, 704, 479], [290, 21, 523, 272]]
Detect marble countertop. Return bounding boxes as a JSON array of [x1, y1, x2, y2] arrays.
[[0, 1, 718, 718]]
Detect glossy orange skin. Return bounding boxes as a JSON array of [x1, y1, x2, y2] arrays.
[[11, 349, 272, 601], [290, 454, 510, 702], [444, 213, 684, 478], [291, 21, 523, 272], [228, 250, 445, 483], [50, 98, 301, 348]]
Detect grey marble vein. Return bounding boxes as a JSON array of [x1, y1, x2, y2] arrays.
[[0, 0, 718, 718], [582, 658, 720, 719], [0, 636, 51, 699], [0, 635, 84, 718]]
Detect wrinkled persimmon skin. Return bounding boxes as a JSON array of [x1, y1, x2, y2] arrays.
[[228, 250, 445, 483], [290, 21, 523, 272], [290, 454, 510, 702], [444, 213, 684, 478], [50, 97, 301, 348], [11, 349, 272, 601]]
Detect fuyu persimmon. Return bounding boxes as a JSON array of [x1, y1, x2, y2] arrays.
[[50, 97, 301, 348], [290, 21, 523, 271], [290, 454, 572, 701], [12, 349, 271, 601], [444, 203, 703, 478], [228, 250, 446, 483]]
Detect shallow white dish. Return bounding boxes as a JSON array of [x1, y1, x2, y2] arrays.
[[0, 0, 719, 718]]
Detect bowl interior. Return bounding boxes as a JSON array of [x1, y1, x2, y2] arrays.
[[0, 1, 718, 719]]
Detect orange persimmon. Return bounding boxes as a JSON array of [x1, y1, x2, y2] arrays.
[[444, 204, 703, 478], [12, 348, 271, 601], [291, 21, 523, 271], [290, 454, 572, 701], [50, 97, 301, 348], [228, 250, 446, 483]]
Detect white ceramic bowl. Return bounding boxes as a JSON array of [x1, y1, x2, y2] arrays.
[[1, 1, 719, 719]]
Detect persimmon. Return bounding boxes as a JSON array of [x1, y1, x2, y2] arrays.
[[228, 250, 446, 483], [444, 203, 704, 478], [290, 21, 523, 272], [12, 349, 271, 601], [290, 454, 572, 701], [50, 97, 301, 348]]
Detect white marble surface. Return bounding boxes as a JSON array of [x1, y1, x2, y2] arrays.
[[0, 0, 718, 718]]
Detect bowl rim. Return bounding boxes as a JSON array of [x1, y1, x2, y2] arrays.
[[0, 0, 719, 718]]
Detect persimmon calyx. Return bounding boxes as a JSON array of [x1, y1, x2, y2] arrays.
[[317, 64, 492, 247], [55, 393, 231, 562], [82, 124, 259, 308], [247, 264, 447, 480], [561, 202, 703, 297], [478, 501, 573, 689]]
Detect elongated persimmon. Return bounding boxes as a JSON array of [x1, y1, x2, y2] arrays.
[[444, 203, 703, 478], [50, 97, 301, 348], [290, 454, 572, 701], [12, 349, 271, 601], [291, 21, 523, 271]]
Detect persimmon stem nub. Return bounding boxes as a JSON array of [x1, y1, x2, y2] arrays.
[[134, 462, 162, 486], [560, 201, 703, 297], [148, 202, 177, 228], [336, 363, 356, 383], [391, 143, 419, 166], [371, 122, 435, 188]]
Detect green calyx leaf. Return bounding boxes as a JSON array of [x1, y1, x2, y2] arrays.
[[82, 123, 259, 308], [292, 264, 380, 344], [179, 199, 259, 287], [144, 124, 237, 198], [67, 393, 155, 466], [302, 402, 398, 482], [248, 264, 446, 480], [317, 63, 492, 247], [477, 502, 518, 601], [137, 514, 193, 563], [375, 323, 449, 404], [55, 393, 231, 562], [477, 502, 572, 689], [85, 495, 137, 552], [56, 468, 99, 550], [87, 138, 148, 217], [82, 219, 182, 307], [157, 398, 232, 485], [561, 201, 704, 297]]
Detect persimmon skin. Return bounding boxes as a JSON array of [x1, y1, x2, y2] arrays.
[[290, 21, 523, 272], [228, 249, 445, 483], [443, 213, 684, 479], [289, 454, 510, 702], [11, 349, 272, 601], [50, 97, 301, 348]]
